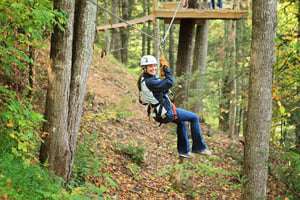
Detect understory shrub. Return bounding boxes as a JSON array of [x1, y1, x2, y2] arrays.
[[0, 152, 67, 199]]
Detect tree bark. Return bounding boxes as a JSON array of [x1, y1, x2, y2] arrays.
[[191, 21, 209, 114], [242, 0, 277, 198], [174, 0, 199, 107], [68, 0, 97, 180], [142, 0, 147, 56], [40, 0, 97, 181], [111, 0, 121, 61], [219, 21, 231, 133], [175, 18, 195, 106], [40, 0, 75, 180], [154, 19, 160, 59], [120, 0, 129, 64], [169, 25, 175, 72], [103, 0, 110, 53], [229, 20, 237, 139]]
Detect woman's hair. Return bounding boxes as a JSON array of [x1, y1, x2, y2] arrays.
[[137, 71, 144, 91]]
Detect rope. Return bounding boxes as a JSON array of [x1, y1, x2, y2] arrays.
[[87, 0, 160, 43], [87, 0, 180, 47], [160, 1, 181, 45]]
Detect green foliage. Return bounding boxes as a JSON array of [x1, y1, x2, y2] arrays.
[[0, 152, 67, 200], [159, 157, 240, 196], [67, 182, 108, 200], [270, 149, 300, 199], [0, 86, 45, 162], [0, 0, 67, 74], [70, 131, 106, 187], [272, 1, 299, 147], [115, 141, 145, 165], [68, 131, 118, 199]]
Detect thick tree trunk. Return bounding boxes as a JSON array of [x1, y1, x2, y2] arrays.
[[174, 0, 198, 106], [190, 21, 209, 114], [242, 0, 277, 198], [40, 0, 97, 181], [40, 0, 75, 180], [175, 18, 195, 106], [68, 0, 97, 180]]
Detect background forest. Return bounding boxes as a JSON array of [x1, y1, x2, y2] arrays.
[[0, 0, 299, 199]]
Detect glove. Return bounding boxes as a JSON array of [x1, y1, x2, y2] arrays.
[[160, 58, 169, 79], [160, 58, 169, 68]]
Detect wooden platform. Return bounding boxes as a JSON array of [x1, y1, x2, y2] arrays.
[[154, 9, 248, 21], [154, 1, 248, 23], [96, 14, 154, 31], [96, 1, 248, 32]]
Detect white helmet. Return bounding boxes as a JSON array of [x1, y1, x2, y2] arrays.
[[140, 55, 158, 66]]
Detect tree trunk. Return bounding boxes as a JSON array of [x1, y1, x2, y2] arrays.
[[147, 21, 151, 55], [175, 18, 195, 106], [111, 0, 121, 61], [190, 21, 209, 114], [169, 25, 175, 72], [219, 21, 231, 133], [40, 0, 75, 180], [154, 19, 160, 59], [120, 0, 129, 64], [103, 0, 111, 53], [40, 0, 97, 181], [68, 0, 97, 180], [242, 0, 277, 198], [229, 20, 237, 139], [142, 0, 147, 56], [27, 45, 34, 98]]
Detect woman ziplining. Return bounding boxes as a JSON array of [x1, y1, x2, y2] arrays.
[[88, 0, 212, 158], [137, 55, 212, 158]]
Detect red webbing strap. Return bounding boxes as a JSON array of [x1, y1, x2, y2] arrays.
[[171, 102, 178, 120]]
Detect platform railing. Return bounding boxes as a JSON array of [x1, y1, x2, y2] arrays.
[[154, 0, 249, 10]]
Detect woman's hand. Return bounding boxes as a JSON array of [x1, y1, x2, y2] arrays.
[[159, 58, 169, 79], [160, 58, 169, 68]]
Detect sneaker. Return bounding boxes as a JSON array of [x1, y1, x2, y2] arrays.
[[179, 152, 195, 158], [194, 149, 212, 156]]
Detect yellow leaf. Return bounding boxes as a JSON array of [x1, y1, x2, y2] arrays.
[[9, 132, 14, 138], [6, 120, 14, 127]]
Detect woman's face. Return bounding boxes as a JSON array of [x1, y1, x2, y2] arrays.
[[145, 64, 157, 76]]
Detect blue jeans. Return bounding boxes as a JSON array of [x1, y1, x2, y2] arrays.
[[211, 0, 223, 9], [172, 108, 207, 154]]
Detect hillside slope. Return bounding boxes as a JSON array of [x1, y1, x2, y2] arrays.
[[77, 55, 286, 199]]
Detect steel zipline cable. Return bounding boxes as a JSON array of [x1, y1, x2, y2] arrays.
[[87, 0, 181, 47]]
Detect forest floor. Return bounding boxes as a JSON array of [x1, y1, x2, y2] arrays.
[[76, 53, 288, 199]]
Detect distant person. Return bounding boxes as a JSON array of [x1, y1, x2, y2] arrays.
[[200, 0, 211, 9], [182, 0, 188, 8], [137, 55, 212, 158], [211, 0, 223, 9]]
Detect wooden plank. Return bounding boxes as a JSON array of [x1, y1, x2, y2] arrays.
[[162, 2, 210, 9], [96, 15, 154, 31], [162, 1, 248, 9], [162, 2, 179, 9], [163, 18, 205, 25], [154, 9, 248, 20]]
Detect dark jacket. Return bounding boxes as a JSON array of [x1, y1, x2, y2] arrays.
[[141, 67, 175, 123]]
